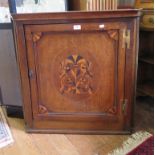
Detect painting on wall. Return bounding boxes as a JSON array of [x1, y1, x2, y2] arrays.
[[0, 0, 10, 23], [0, 0, 68, 23], [14, 0, 68, 13]]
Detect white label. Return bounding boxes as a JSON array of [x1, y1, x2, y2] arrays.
[[99, 24, 105, 29], [73, 25, 81, 30]]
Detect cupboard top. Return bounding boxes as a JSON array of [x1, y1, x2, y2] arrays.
[[11, 9, 141, 23]]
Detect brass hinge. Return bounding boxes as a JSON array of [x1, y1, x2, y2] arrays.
[[122, 29, 130, 49], [122, 99, 128, 114]]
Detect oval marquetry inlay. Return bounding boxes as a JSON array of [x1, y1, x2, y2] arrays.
[[59, 54, 93, 95]]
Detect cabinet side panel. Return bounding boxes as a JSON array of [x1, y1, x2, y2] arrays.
[[13, 22, 33, 127]]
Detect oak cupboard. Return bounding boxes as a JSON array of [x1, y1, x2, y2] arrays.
[[12, 10, 140, 134]]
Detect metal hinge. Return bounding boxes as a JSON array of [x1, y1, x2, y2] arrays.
[[122, 29, 130, 49], [122, 99, 128, 114]]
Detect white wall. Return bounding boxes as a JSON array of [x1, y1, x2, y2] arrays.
[[0, 29, 22, 106]]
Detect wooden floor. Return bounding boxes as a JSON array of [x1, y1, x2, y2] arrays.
[[0, 98, 154, 155]]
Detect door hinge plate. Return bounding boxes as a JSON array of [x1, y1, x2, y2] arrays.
[[122, 29, 130, 49]]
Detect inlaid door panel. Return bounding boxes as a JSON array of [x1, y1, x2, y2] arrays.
[[25, 22, 127, 126]]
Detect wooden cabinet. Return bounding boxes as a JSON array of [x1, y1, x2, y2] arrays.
[[137, 30, 154, 97], [12, 10, 140, 134], [135, 0, 154, 10], [68, 0, 87, 10], [140, 10, 154, 30], [136, 0, 154, 97]]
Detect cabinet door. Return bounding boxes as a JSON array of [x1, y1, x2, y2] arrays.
[[25, 22, 128, 132]]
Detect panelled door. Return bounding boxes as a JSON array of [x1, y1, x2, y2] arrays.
[[25, 21, 128, 132]]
